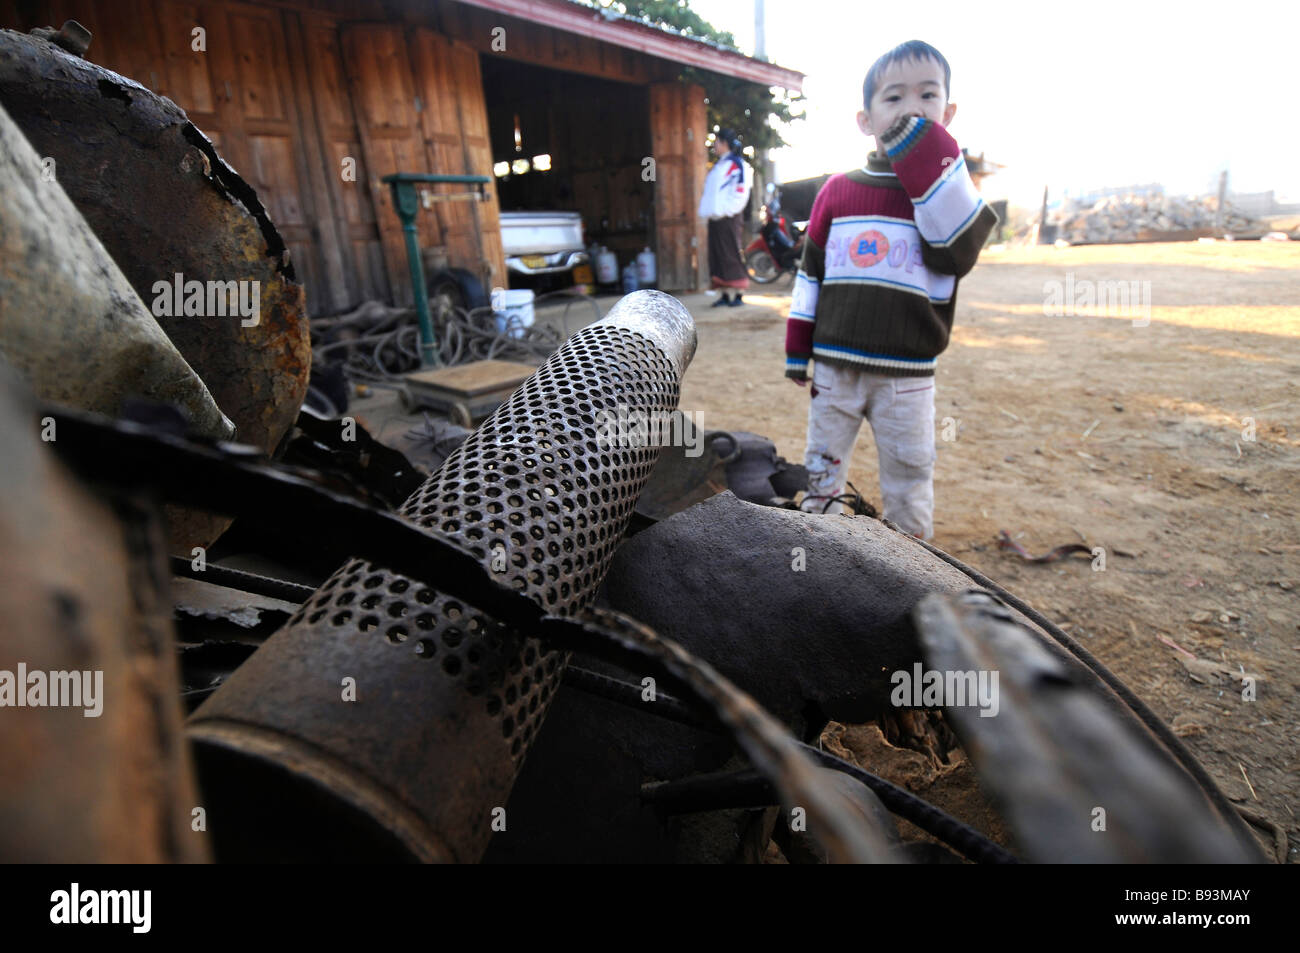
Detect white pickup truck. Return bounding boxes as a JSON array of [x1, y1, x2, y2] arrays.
[[499, 211, 592, 286]]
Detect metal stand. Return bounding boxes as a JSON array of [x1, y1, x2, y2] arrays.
[[382, 172, 491, 367]]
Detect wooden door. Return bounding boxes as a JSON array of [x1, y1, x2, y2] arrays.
[[408, 28, 506, 289], [649, 81, 708, 291], [200, 3, 323, 309], [290, 9, 389, 309], [341, 23, 435, 307], [342, 23, 505, 305]]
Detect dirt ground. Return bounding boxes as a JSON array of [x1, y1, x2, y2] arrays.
[[666, 241, 1299, 860]]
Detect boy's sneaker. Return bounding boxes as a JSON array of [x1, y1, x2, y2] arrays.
[[711, 296, 731, 308], [729, 294, 745, 307]]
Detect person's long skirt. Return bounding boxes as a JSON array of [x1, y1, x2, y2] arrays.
[[707, 213, 749, 290]]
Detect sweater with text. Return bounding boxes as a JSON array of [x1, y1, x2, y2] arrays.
[[784, 116, 999, 379]]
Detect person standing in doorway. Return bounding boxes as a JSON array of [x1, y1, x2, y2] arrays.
[[698, 128, 752, 307]]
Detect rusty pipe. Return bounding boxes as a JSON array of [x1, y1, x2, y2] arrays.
[[187, 291, 695, 862]]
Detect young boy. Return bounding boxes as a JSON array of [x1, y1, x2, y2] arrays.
[[785, 40, 998, 539]]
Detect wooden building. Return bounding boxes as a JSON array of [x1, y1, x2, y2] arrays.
[[1, 0, 802, 314]]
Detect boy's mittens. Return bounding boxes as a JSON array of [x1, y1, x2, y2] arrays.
[[880, 114, 930, 162]]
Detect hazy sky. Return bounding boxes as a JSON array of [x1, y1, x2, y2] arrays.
[[688, 0, 1299, 207]]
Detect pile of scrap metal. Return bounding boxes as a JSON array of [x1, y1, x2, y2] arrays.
[[0, 25, 1270, 864]]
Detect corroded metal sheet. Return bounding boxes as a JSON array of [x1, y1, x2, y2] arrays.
[[914, 590, 1263, 863]]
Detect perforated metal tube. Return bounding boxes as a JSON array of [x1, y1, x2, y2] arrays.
[[188, 291, 696, 862]]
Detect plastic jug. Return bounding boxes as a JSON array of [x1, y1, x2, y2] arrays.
[[636, 247, 656, 287], [621, 263, 639, 294], [595, 247, 619, 284]]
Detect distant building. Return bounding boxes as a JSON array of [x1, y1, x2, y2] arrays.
[[2, 0, 803, 311]]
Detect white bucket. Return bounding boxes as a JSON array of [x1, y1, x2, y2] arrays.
[[493, 289, 535, 339]]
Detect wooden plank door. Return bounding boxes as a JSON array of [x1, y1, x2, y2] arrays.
[[649, 81, 708, 291], [340, 23, 437, 307], [201, 2, 323, 310], [407, 28, 505, 290], [295, 9, 390, 307]]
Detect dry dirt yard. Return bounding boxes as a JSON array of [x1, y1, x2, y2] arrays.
[[670, 241, 1299, 860]]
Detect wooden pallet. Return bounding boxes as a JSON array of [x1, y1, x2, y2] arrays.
[[398, 359, 537, 426]]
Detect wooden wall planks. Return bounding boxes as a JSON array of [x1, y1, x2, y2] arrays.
[[1, 0, 707, 306]]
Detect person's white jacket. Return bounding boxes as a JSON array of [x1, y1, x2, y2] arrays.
[[698, 153, 751, 220]]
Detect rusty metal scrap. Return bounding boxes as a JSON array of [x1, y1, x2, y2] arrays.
[[914, 590, 1263, 863], [16, 325, 1269, 863], [28, 20, 91, 57], [36, 374, 895, 864], [0, 27, 309, 459], [0, 99, 234, 443], [494, 491, 1019, 861], [0, 365, 206, 862], [185, 291, 702, 863]]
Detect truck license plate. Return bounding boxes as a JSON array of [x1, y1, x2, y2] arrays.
[[521, 255, 548, 269]]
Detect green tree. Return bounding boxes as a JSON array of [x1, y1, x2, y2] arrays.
[[591, 0, 805, 151]]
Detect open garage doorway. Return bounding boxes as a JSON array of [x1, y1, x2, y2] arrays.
[[480, 55, 653, 292]]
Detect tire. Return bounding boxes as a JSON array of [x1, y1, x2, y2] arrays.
[[426, 267, 489, 317], [745, 248, 779, 284], [428, 274, 466, 317]]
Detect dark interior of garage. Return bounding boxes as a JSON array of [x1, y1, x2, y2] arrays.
[[480, 55, 654, 271]]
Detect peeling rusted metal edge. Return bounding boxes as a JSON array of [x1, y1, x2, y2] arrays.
[[178, 124, 295, 283]]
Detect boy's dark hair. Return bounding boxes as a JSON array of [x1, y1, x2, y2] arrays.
[[862, 40, 951, 109]]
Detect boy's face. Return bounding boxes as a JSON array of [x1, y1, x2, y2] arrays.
[[857, 56, 957, 151]]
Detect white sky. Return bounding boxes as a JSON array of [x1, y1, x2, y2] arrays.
[[688, 0, 1300, 207]]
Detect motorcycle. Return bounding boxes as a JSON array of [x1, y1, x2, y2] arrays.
[[745, 185, 805, 284]]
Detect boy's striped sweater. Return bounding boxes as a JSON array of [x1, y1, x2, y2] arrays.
[[784, 115, 999, 379]]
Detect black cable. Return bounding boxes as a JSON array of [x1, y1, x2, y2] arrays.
[[798, 742, 1018, 865]]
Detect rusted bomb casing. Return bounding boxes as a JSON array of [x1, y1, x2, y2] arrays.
[[188, 291, 696, 862], [0, 28, 310, 455], [0, 100, 234, 443], [0, 28, 311, 552]]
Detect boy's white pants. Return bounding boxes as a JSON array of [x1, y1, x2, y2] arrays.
[[801, 361, 936, 539]]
